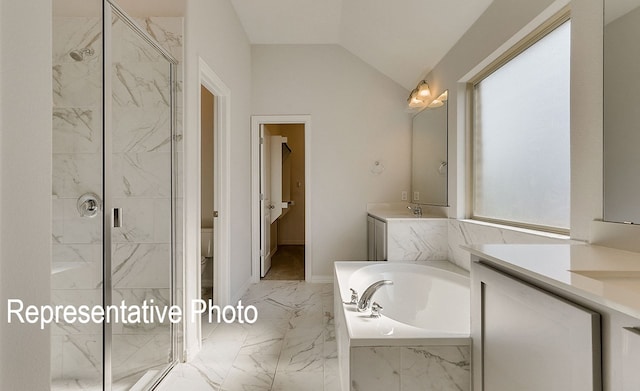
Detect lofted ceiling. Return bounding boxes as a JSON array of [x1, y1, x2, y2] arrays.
[[230, 0, 494, 90]]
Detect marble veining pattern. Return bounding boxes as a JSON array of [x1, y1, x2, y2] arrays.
[[348, 345, 470, 391], [53, 108, 101, 154], [400, 346, 470, 391], [387, 219, 448, 262], [158, 281, 339, 391], [51, 14, 183, 389], [351, 347, 401, 391], [447, 219, 574, 270]]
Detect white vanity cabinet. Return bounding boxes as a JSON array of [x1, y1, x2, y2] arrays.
[[472, 262, 601, 391], [622, 327, 640, 390], [367, 215, 387, 261], [467, 244, 640, 391]]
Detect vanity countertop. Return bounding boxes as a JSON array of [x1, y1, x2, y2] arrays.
[[463, 243, 640, 319], [366, 202, 448, 222], [368, 210, 448, 222]]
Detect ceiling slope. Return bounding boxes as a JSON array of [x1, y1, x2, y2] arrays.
[[231, 0, 493, 89]]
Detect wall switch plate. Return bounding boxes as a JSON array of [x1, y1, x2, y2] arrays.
[[401, 191, 408, 201], [413, 191, 420, 201]]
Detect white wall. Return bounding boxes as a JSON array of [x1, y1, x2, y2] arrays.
[[421, 0, 603, 253], [183, 0, 252, 356], [252, 44, 412, 279], [0, 1, 52, 389], [603, 6, 640, 223]]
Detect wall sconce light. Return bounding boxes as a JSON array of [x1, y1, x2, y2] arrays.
[[407, 80, 431, 108], [427, 90, 449, 108], [408, 85, 448, 109], [416, 80, 431, 98]]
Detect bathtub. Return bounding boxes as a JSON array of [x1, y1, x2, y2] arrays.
[[333, 261, 471, 391]]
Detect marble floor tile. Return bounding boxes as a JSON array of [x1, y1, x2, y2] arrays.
[[323, 356, 342, 391], [238, 324, 287, 356], [221, 353, 279, 391], [158, 281, 338, 390], [160, 363, 222, 390], [201, 315, 220, 340], [278, 326, 326, 373], [272, 371, 324, 391]]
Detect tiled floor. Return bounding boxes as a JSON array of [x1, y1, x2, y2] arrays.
[[158, 281, 339, 391], [263, 246, 305, 280]]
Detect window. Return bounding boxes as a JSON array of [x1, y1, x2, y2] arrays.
[[472, 19, 570, 232]]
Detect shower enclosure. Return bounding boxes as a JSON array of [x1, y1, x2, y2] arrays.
[[52, 1, 182, 389]]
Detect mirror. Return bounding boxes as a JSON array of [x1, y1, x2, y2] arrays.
[[604, 0, 640, 223], [411, 94, 448, 206]]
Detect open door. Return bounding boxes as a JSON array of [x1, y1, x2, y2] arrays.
[[270, 135, 288, 223], [259, 124, 272, 277]]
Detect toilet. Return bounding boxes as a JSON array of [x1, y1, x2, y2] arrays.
[[201, 228, 214, 292]]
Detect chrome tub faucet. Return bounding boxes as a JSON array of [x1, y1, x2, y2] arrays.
[[407, 205, 422, 217], [356, 280, 393, 312]]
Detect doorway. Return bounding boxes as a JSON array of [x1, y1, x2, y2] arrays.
[[252, 116, 312, 283], [193, 58, 232, 352], [200, 85, 215, 303], [261, 124, 305, 280]]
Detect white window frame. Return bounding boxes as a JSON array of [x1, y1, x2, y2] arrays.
[[469, 11, 571, 235]]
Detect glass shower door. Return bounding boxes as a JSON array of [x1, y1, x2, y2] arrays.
[[106, 4, 176, 389]]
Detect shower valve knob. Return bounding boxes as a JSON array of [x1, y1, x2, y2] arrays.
[[77, 192, 102, 218]]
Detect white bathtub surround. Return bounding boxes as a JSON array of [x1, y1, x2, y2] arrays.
[[334, 261, 471, 391], [351, 345, 470, 391], [158, 281, 339, 391], [366, 202, 448, 219], [367, 204, 449, 262], [386, 219, 448, 262], [367, 203, 576, 267]]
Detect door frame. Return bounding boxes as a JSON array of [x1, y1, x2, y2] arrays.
[[259, 124, 273, 278], [251, 115, 312, 282], [191, 59, 232, 347]]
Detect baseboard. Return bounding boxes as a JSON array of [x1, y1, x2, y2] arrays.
[[310, 275, 333, 283], [278, 240, 305, 245]]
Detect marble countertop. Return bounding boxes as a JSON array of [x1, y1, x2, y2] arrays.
[[367, 210, 448, 222], [463, 243, 640, 320], [366, 202, 448, 222]]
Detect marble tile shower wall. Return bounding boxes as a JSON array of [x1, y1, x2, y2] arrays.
[[52, 16, 183, 383]]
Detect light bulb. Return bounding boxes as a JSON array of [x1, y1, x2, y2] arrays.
[[417, 81, 431, 98], [428, 99, 443, 108]]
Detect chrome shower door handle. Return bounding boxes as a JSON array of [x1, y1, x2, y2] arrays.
[[113, 208, 123, 228]]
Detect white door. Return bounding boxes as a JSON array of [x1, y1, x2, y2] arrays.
[[270, 135, 284, 223], [260, 125, 272, 277]]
